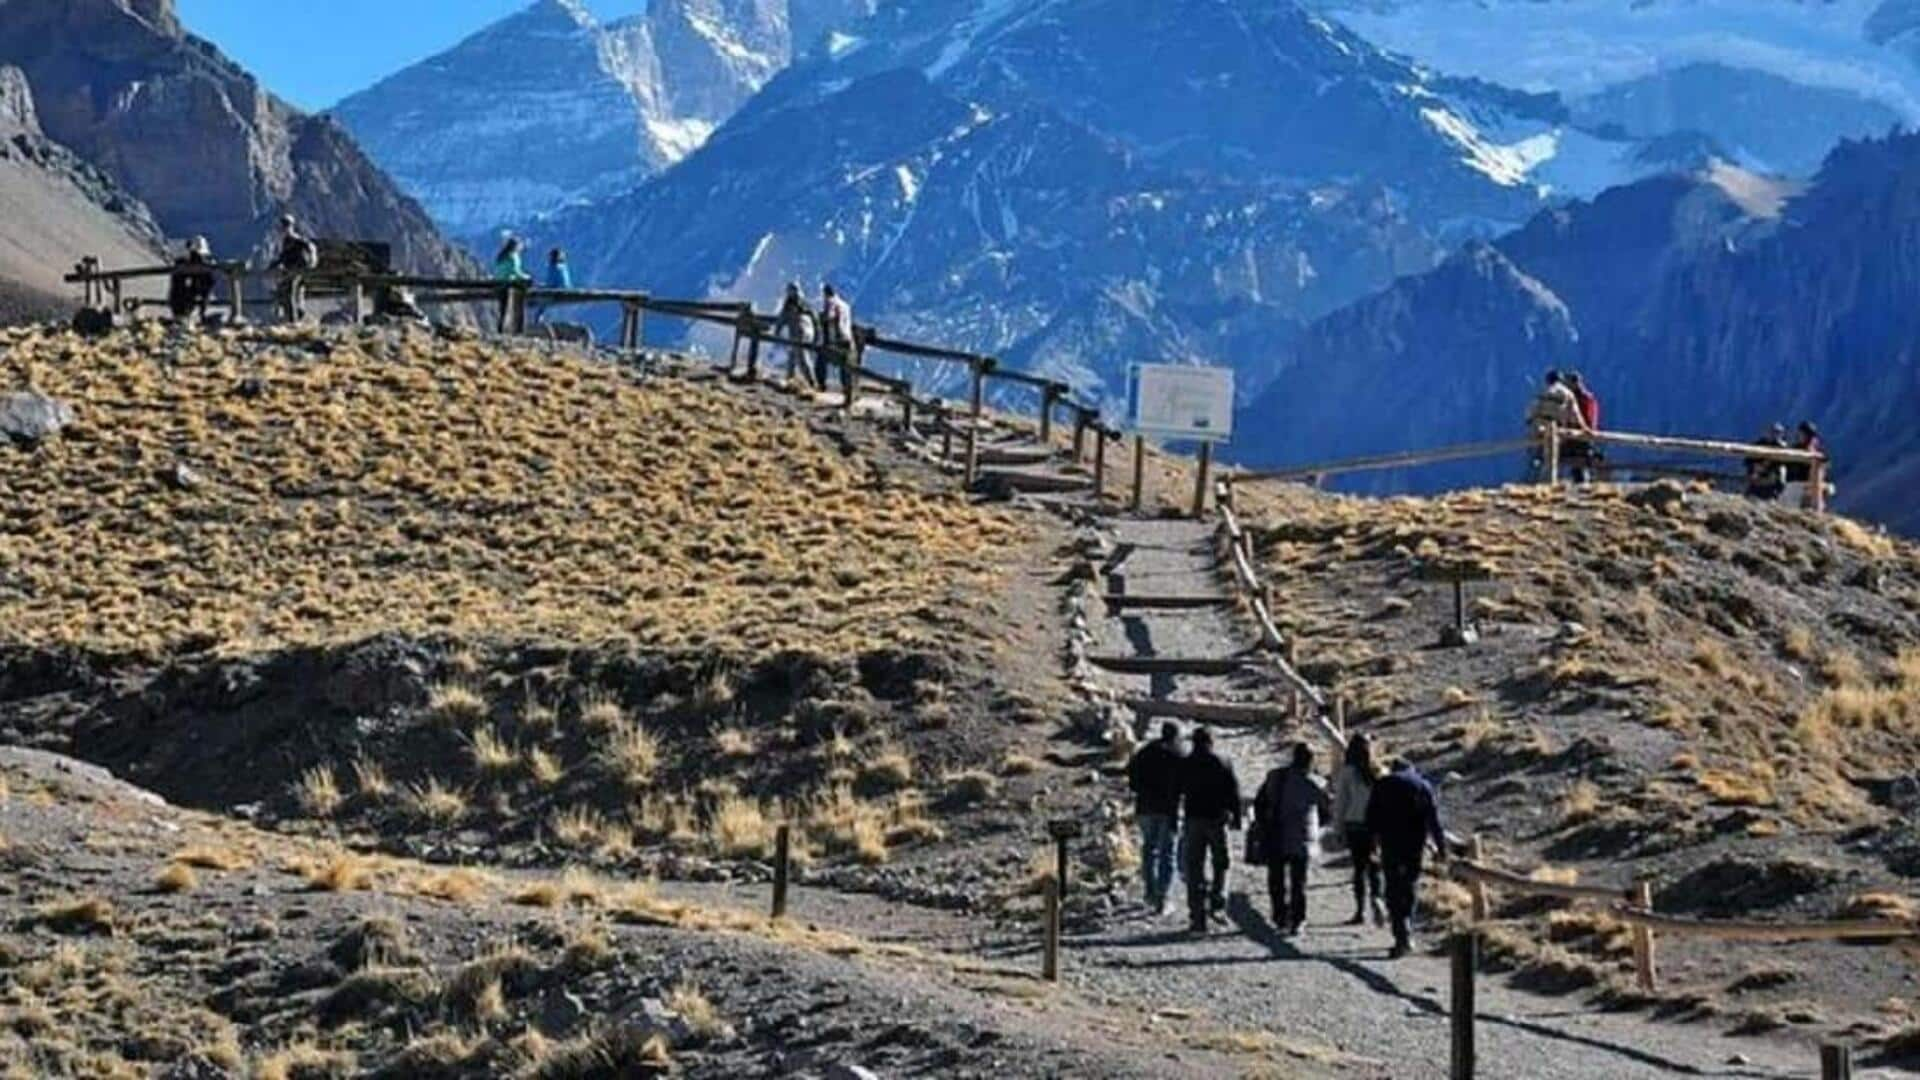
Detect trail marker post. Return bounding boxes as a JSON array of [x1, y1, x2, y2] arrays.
[[1632, 879, 1658, 991], [1821, 1044, 1854, 1080], [1451, 932, 1478, 1080], [771, 824, 791, 919]]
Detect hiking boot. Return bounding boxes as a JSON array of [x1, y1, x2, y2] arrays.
[[1188, 921, 1208, 936], [1344, 911, 1366, 926], [1209, 894, 1226, 915], [1388, 940, 1411, 960]]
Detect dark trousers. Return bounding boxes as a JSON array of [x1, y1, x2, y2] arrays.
[[820, 342, 853, 397], [1346, 826, 1382, 910], [1183, 816, 1229, 926], [1382, 850, 1425, 946], [1267, 855, 1309, 930]]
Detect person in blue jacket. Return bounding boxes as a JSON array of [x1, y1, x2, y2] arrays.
[[531, 247, 572, 324], [1366, 757, 1449, 958], [493, 236, 530, 331]]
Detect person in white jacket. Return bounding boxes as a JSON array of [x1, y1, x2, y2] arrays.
[[1331, 732, 1386, 927]]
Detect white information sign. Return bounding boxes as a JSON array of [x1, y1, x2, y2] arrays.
[[1127, 363, 1234, 442]]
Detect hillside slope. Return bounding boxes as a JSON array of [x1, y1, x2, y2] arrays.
[[1238, 135, 1920, 533], [0, 0, 470, 274], [0, 65, 164, 320]]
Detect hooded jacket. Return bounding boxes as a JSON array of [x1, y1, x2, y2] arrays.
[[1365, 765, 1447, 859], [1126, 737, 1184, 818], [1255, 764, 1332, 859], [1180, 747, 1242, 826]]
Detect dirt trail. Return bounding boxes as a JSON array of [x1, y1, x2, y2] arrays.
[[1053, 515, 1853, 1079]]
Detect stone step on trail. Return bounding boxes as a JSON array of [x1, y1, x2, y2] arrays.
[[1121, 697, 1287, 726], [1100, 593, 1232, 612], [1086, 654, 1254, 677]]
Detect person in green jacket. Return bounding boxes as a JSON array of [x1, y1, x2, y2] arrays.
[[493, 237, 530, 331]]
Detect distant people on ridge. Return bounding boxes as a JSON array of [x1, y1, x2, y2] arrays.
[[1564, 372, 1601, 484], [1746, 423, 1790, 501], [1126, 721, 1186, 915], [1365, 757, 1449, 959], [820, 283, 857, 401], [167, 235, 215, 322], [1331, 732, 1386, 928], [1785, 420, 1831, 509], [530, 247, 571, 325], [777, 282, 820, 390], [1179, 726, 1242, 934], [273, 214, 318, 323], [1253, 741, 1332, 937], [493, 236, 531, 331], [1525, 369, 1591, 482]]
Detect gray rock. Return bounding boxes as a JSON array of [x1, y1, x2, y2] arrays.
[[538, 987, 589, 1037], [823, 1066, 884, 1080], [1, 390, 75, 446], [163, 463, 203, 490]]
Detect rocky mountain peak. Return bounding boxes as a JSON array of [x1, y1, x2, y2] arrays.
[[0, 66, 39, 135]]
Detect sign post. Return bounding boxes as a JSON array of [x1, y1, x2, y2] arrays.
[[1126, 363, 1234, 518]]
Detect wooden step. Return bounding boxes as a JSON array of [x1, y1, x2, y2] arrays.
[[974, 443, 1058, 467], [1101, 593, 1232, 612], [1124, 698, 1288, 726], [1087, 655, 1251, 676], [973, 467, 1090, 497]]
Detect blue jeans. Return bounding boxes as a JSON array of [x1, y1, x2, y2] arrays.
[[1139, 813, 1177, 906]]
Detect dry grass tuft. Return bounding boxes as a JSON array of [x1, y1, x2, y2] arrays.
[[708, 795, 775, 859], [860, 743, 914, 790], [600, 720, 661, 790], [34, 895, 116, 934], [527, 746, 565, 787], [429, 680, 489, 725], [549, 806, 612, 852], [153, 862, 199, 894], [578, 690, 627, 732], [467, 726, 521, 775], [295, 851, 376, 892], [1559, 781, 1602, 827], [295, 765, 344, 818], [713, 727, 755, 759], [944, 769, 1000, 805], [999, 751, 1041, 776], [170, 845, 250, 871], [408, 868, 493, 904], [1837, 891, 1919, 924], [350, 756, 392, 799], [664, 978, 729, 1042], [405, 777, 469, 825]]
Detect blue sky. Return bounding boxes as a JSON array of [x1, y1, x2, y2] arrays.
[[176, 1, 648, 111]]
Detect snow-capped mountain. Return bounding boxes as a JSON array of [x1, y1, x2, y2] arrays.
[[333, 0, 873, 240], [528, 0, 1669, 405], [1311, 0, 1919, 175]]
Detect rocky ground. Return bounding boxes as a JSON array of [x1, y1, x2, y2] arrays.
[[5, 319, 1920, 1076]]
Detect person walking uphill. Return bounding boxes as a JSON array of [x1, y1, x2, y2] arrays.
[[1331, 732, 1385, 927], [1179, 727, 1242, 933], [1126, 722, 1186, 914], [1366, 758, 1449, 958], [1254, 742, 1332, 937]]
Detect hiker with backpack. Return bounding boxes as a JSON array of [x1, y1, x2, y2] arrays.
[[1331, 732, 1386, 927], [1179, 727, 1242, 933], [776, 282, 820, 390], [1126, 721, 1186, 915], [1252, 741, 1332, 937], [1365, 757, 1449, 958], [820, 284, 857, 402], [273, 214, 319, 323]]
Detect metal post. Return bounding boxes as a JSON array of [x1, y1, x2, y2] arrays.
[[965, 361, 985, 488], [1042, 877, 1062, 983], [1192, 442, 1213, 519], [1454, 579, 1468, 638], [1130, 436, 1146, 512], [351, 280, 367, 325], [1632, 880, 1658, 992], [1054, 834, 1070, 902], [1451, 933, 1477, 1080], [1468, 836, 1490, 922], [1821, 1045, 1854, 1080], [771, 824, 791, 919]]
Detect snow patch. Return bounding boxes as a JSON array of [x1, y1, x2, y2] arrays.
[[827, 31, 864, 58], [894, 165, 921, 204], [645, 115, 716, 161]]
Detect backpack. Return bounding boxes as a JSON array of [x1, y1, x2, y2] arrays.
[[285, 237, 319, 271]]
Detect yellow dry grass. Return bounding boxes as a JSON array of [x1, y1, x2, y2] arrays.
[[0, 324, 1023, 654]]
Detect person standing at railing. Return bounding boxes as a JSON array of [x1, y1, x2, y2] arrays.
[[1564, 372, 1601, 483], [529, 247, 571, 325], [1525, 369, 1590, 482], [776, 282, 820, 390], [1366, 757, 1448, 959], [1126, 721, 1186, 916], [273, 214, 319, 323], [166, 236, 216, 322], [820, 283, 857, 403], [1784, 421, 1831, 509], [492, 237, 531, 332], [1745, 423, 1789, 501], [1179, 726, 1242, 934], [1254, 741, 1333, 937], [1331, 732, 1386, 928]]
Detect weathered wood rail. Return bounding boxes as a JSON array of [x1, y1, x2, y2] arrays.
[[1225, 425, 1831, 512], [63, 258, 1123, 492]]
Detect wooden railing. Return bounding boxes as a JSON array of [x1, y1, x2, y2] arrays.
[[62, 258, 1123, 491], [1225, 425, 1831, 513]]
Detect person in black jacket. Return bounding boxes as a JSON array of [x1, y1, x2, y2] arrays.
[[1179, 727, 1242, 933], [1126, 722, 1185, 913], [1365, 758, 1449, 958]]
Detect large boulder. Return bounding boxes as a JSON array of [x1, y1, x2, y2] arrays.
[[0, 390, 75, 446]]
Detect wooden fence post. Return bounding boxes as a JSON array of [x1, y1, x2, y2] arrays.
[[1810, 458, 1829, 514], [1130, 436, 1146, 512], [1820, 1044, 1854, 1080], [965, 360, 985, 488], [227, 268, 245, 324], [1093, 428, 1108, 500], [771, 824, 791, 920], [1072, 411, 1088, 462], [1192, 442, 1213, 519], [1039, 385, 1060, 445], [1333, 695, 1347, 740], [1042, 876, 1062, 982], [1632, 880, 1658, 992], [1543, 424, 1561, 487], [351, 279, 367, 325], [1468, 836, 1490, 922], [940, 405, 954, 463], [1451, 932, 1477, 1080]]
